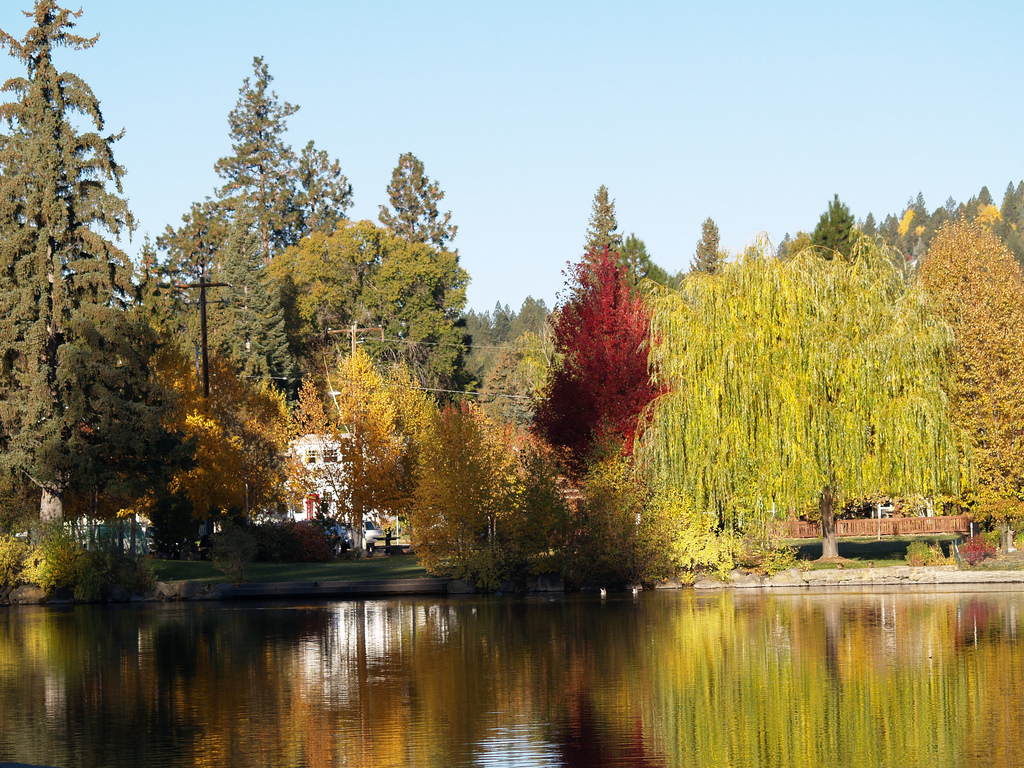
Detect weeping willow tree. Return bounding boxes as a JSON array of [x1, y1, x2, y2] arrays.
[[641, 238, 961, 559]]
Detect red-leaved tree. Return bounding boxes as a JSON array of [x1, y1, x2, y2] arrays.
[[534, 248, 663, 476]]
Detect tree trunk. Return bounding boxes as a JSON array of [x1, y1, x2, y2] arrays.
[[40, 486, 63, 523], [820, 486, 839, 559], [999, 520, 1012, 552]]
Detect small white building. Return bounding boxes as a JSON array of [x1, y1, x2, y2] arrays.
[[289, 433, 348, 522]]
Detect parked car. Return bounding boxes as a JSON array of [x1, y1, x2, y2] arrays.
[[322, 522, 354, 555], [363, 519, 384, 546]]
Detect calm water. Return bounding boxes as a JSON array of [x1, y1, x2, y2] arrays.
[[1, 588, 1022, 768]]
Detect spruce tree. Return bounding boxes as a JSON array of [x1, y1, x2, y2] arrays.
[[584, 185, 622, 254], [0, 2, 175, 520], [811, 194, 856, 260], [378, 152, 457, 250], [214, 56, 300, 260], [212, 215, 293, 383], [862, 212, 877, 238], [692, 217, 722, 274]]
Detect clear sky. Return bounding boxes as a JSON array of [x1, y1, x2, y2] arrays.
[[2, 1, 1023, 313]]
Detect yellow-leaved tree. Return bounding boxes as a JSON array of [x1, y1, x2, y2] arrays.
[[290, 350, 432, 548], [641, 238, 961, 562], [155, 346, 290, 521], [410, 404, 564, 587], [919, 221, 1024, 547]]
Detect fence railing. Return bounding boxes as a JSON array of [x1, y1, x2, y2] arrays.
[[785, 514, 972, 539]]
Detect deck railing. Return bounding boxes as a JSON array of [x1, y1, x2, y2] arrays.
[[785, 514, 971, 539]]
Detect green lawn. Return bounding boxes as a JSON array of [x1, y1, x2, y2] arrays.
[[150, 554, 430, 584], [789, 534, 960, 569]]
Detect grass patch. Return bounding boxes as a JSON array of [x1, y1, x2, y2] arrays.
[[790, 535, 960, 569], [150, 554, 430, 584]]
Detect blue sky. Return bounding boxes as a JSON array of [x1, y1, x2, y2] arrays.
[[2, 1, 1023, 312]]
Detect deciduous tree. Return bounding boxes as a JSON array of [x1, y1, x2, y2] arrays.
[[155, 347, 289, 521], [534, 248, 662, 476], [642, 239, 961, 559], [919, 221, 1024, 547], [411, 404, 563, 587]]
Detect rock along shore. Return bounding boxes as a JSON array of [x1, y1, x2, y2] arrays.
[[693, 565, 1024, 590]]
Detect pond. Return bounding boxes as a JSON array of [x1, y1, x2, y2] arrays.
[[0, 587, 1021, 768]]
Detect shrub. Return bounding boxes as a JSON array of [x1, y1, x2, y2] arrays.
[[21, 526, 95, 597], [0, 534, 27, 587], [101, 552, 157, 595], [558, 456, 676, 587], [960, 535, 997, 566], [906, 540, 952, 566], [252, 521, 304, 563], [736, 517, 799, 576], [209, 521, 257, 583], [294, 521, 331, 562]]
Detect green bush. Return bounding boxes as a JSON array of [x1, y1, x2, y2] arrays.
[[558, 457, 675, 587], [905, 540, 951, 566], [101, 552, 157, 595], [0, 534, 27, 587], [252, 521, 304, 563], [209, 520, 257, 583], [21, 526, 92, 596]]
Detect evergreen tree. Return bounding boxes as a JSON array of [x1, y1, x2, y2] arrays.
[[811, 194, 856, 260], [214, 56, 300, 260], [212, 216, 293, 383], [584, 185, 622, 254], [0, 2, 176, 520], [135, 235, 178, 337], [619, 233, 669, 285], [862, 212, 877, 238], [296, 139, 352, 235], [157, 199, 228, 283], [692, 217, 723, 274], [378, 152, 457, 250]]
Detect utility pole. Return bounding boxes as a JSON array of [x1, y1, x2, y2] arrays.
[[327, 323, 384, 355], [176, 275, 230, 398]]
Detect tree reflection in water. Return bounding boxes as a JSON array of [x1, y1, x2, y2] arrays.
[[0, 590, 1022, 767]]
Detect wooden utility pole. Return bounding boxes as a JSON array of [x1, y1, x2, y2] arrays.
[[327, 323, 384, 355], [176, 275, 230, 398]]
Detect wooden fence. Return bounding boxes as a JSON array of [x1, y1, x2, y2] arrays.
[[785, 514, 971, 539]]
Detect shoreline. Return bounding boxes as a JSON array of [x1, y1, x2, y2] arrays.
[[693, 565, 1024, 590], [5, 565, 1024, 606]]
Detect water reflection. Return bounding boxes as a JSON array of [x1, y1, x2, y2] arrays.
[[0, 589, 1022, 767]]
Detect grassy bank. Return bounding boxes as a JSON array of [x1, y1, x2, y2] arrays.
[[150, 554, 430, 584], [789, 534, 960, 568]]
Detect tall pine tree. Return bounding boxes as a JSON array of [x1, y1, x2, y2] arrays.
[[811, 194, 856, 260], [584, 185, 622, 254], [378, 152, 457, 250], [296, 139, 352, 236], [0, 2, 175, 520], [692, 217, 722, 274], [214, 56, 300, 260]]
